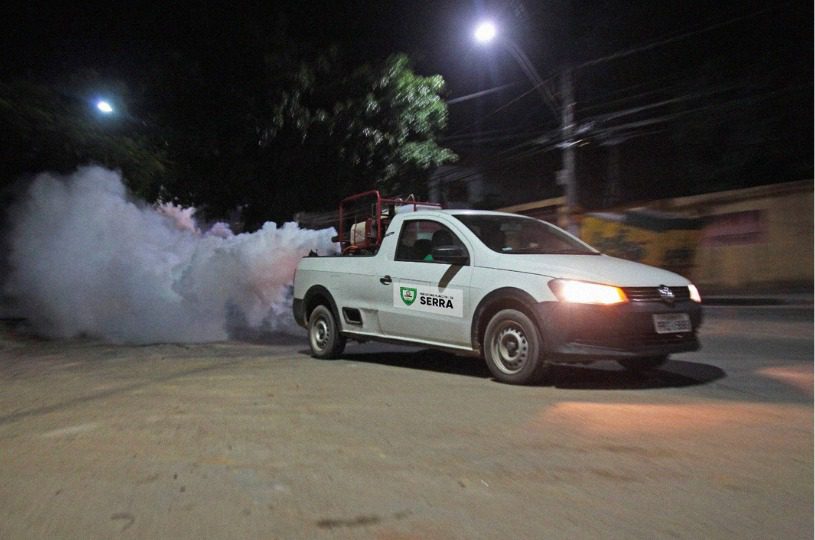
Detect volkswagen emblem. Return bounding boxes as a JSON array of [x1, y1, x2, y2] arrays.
[[657, 285, 675, 304]]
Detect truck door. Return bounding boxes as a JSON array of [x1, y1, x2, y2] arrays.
[[376, 218, 474, 348]]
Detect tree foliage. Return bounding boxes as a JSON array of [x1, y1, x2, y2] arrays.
[[152, 51, 456, 229], [326, 54, 457, 196]]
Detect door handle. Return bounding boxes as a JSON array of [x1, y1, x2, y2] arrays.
[[379, 275, 392, 285]]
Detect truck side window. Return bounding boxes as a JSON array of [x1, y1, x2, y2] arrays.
[[395, 220, 466, 262]]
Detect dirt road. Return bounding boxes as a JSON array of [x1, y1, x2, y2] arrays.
[[0, 308, 812, 539]]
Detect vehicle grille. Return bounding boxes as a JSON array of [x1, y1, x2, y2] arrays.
[[623, 286, 691, 303]]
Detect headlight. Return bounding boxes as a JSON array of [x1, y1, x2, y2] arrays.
[[549, 279, 628, 305], [688, 284, 702, 303]]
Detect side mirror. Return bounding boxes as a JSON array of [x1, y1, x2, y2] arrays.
[[432, 245, 469, 265]]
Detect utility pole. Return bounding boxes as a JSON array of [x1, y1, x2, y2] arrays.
[[603, 138, 622, 208], [557, 66, 578, 235]]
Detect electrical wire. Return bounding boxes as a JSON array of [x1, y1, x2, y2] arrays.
[[446, 82, 519, 104], [578, 80, 689, 114], [445, 74, 558, 138], [592, 84, 809, 136], [445, 83, 808, 172], [584, 86, 738, 124], [442, 130, 551, 146], [437, 1, 803, 183], [576, 2, 794, 70]]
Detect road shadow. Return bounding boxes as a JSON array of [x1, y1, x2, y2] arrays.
[[339, 349, 492, 378], [546, 359, 726, 390], [338, 348, 726, 390]]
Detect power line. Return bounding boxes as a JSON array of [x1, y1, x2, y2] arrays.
[[441, 130, 550, 146], [440, 47, 796, 147], [578, 79, 689, 114], [591, 84, 810, 136], [439, 2, 800, 173], [447, 82, 518, 104], [584, 86, 737, 125], [447, 82, 805, 162], [440, 125, 536, 142], [446, 83, 807, 173], [445, 74, 558, 138], [445, 3, 790, 129], [501, 39, 561, 120], [576, 2, 793, 70]]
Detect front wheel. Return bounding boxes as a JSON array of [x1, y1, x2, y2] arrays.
[[308, 305, 346, 359], [483, 309, 548, 385]]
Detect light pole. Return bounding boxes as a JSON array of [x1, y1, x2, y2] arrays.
[[474, 21, 578, 234], [558, 68, 578, 235]]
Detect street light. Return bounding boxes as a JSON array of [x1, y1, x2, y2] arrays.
[[473, 21, 578, 234], [96, 100, 114, 114], [474, 21, 497, 43]]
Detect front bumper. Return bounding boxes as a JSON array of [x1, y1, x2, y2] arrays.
[[533, 299, 702, 362]]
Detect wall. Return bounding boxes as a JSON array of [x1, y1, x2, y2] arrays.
[[653, 181, 813, 290], [499, 181, 813, 291]]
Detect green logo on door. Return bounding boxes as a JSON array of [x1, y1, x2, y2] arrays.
[[400, 287, 417, 306]]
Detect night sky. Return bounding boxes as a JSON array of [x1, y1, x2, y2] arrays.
[[1, 0, 812, 208]]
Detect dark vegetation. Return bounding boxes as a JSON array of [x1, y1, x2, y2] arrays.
[[0, 6, 456, 229]]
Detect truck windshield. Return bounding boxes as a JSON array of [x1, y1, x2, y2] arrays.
[[454, 214, 599, 255]]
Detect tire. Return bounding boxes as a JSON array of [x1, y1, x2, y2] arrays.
[[617, 355, 668, 371], [308, 305, 346, 359], [483, 309, 548, 385]]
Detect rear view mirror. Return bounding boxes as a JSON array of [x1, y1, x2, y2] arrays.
[[432, 245, 469, 265]]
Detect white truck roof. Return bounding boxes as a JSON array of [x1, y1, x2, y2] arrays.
[[398, 208, 532, 219]]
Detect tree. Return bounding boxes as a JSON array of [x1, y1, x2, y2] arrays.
[[325, 54, 457, 197], [148, 49, 456, 230]]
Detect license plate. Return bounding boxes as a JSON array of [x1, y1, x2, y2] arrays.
[[653, 313, 692, 334]]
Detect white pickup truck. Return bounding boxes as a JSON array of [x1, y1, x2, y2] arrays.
[[293, 202, 702, 385]]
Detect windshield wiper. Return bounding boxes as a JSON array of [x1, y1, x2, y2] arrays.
[[505, 247, 598, 255], [545, 249, 600, 255]]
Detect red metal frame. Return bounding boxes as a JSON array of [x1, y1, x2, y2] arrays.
[[337, 190, 441, 253]]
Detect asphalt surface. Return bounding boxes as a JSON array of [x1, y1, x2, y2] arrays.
[[0, 306, 812, 539]]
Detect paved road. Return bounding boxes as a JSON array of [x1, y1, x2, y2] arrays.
[[0, 306, 811, 539]]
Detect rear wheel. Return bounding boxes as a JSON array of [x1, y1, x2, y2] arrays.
[[617, 355, 668, 371], [483, 309, 548, 385], [308, 305, 346, 359]]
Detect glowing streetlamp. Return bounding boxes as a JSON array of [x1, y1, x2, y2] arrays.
[[96, 100, 114, 114], [474, 21, 497, 43]]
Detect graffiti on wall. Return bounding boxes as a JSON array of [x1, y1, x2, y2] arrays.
[[701, 210, 764, 246], [588, 228, 647, 262], [581, 212, 702, 275]]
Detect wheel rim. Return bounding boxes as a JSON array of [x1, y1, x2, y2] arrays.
[[490, 323, 529, 375], [311, 316, 330, 351]]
